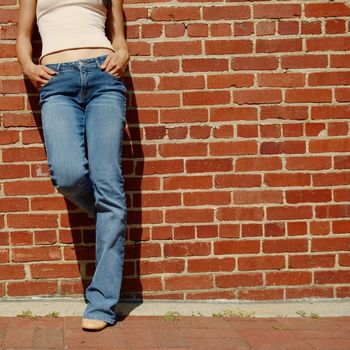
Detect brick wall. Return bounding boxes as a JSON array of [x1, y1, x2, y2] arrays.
[[1, 0, 350, 301]]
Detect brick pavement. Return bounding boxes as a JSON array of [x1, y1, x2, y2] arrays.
[[0, 315, 349, 349]]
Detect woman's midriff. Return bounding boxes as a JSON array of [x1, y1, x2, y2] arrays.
[[40, 47, 115, 65]]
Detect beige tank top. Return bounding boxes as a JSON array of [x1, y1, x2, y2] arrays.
[[36, 0, 115, 64]]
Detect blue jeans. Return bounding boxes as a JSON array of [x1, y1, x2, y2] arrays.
[[39, 54, 127, 325]]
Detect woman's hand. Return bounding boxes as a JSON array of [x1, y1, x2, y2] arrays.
[[23, 62, 58, 90], [100, 48, 130, 78]]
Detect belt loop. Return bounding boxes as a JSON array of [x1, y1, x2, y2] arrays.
[[57, 62, 62, 71], [94, 56, 101, 68]]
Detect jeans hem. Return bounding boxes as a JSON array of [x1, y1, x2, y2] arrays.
[[82, 313, 116, 325]]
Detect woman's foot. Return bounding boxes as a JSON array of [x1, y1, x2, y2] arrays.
[[82, 318, 108, 331]]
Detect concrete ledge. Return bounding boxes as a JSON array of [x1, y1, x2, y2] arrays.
[[1, 297, 350, 318]]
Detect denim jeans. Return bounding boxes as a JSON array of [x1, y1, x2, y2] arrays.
[[39, 54, 127, 325]]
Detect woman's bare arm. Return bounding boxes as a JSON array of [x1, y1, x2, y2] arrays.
[[16, 0, 57, 88], [106, 0, 128, 52], [102, 0, 130, 75], [16, 0, 37, 72]]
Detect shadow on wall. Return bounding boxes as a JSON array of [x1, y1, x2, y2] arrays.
[[23, 21, 144, 317]]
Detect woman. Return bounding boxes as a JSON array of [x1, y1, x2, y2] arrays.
[[16, 0, 130, 331]]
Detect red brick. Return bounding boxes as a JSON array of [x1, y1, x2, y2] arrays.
[[307, 37, 350, 51], [315, 270, 350, 284], [256, 38, 302, 53], [238, 255, 285, 271], [30, 263, 80, 278], [285, 88, 332, 102], [165, 208, 214, 223], [188, 257, 234, 273], [303, 21, 323, 35], [211, 106, 257, 122], [206, 39, 252, 54], [160, 142, 207, 157], [331, 54, 350, 68], [186, 158, 232, 173], [159, 75, 205, 89], [254, 3, 301, 19], [216, 273, 263, 288], [183, 90, 230, 106], [130, 59, 179, 74], [263, 239, 308, 253], [0, 264, 25, 279], [136, 159, 183, 175], [7, 281, 57, 296], [210, 141, 257, 156], [7, 213, 58, 228], [289, 254, 335, 269], [183, 191, 231, 206], [0, 96, 24, 110], [279, 20, 299, 35], [165, 275, 213, 290], [236, 157, 282, 172], [151, 7, 200, 21], [135, 192, 181, 207], [282, 54, 327, 68], [164, 242, 211, 257], [258, 72, 304, 87], [154, 40, 201, 56], [3, 180, 55, 195], [326, 19, 346, 34], [305, 2, 350, 17], [139, 259, 185, 275], [12, 246, 61, 262], [234, 89, 282, 104], [233, 22, 254, 36], [208, 73, 253, 89], [187, 23, 210, 37], [182, 58, 229, 73], [233, 190, 283, 204], [215, 174, 261, 188], [203, 5, 250, 20], [160, 108, 208, 123], [0, 197, 29, 212], [2, 147, 46, 162], [309, 71, 350, 86], [266, 271, 312, 286], [165, 24, 187, 39], [142, 23, 162, 38]]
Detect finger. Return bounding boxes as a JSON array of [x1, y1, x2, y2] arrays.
[[107, 71, 120, 78], [106, 62, 119, 74], [41, 66, 58, 76], [39, 69, 57, 81], [39, 72, 53, 82], [100, 55, 112, 71], [108, 66, 121, 75], [38, 77, 51, 85]]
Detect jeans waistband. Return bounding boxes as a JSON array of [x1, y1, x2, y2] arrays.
[[44, 54, 109, 71]]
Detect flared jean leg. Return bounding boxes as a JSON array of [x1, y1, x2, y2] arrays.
[[81, 86, 127, 325]]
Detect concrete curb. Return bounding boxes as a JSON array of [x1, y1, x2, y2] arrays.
[[1, 297, 350, 318]]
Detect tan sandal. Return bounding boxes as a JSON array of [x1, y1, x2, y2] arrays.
[[82, 318, 108, 331]]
